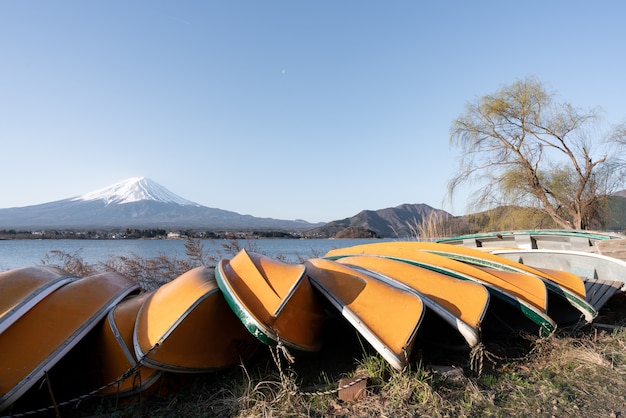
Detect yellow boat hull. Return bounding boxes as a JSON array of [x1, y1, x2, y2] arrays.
[[216, 249, 325, 352], [326, 243, 556, 336], [133, 266, 258, 372], [0, 272, 138, 412], [413, 242, 596, 323], [305, 258, 425, 370], [0, 266, 77, 334], [415, 242, 587, 298], [334, 255, 488, 347], [326, 244, 548, 311]]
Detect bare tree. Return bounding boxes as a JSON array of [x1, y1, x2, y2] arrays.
[[448, 77, 626, 230]]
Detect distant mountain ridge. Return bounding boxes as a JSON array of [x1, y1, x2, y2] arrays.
[[5, 178, 620, 236], [305, 203, 451, 239], [0, 178, 323, 231], [0, 177, 455, 236]]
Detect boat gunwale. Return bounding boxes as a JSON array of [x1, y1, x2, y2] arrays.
[[492, 248, 626, 275], [268, 263, 307, 318], [101, 306, 163, 397], [436, 229, 623, 243], [215, 259, 277, 347], [107, 307, 137, 367]]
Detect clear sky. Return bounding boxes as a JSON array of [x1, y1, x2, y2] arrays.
[[1, 1, 625, 223]]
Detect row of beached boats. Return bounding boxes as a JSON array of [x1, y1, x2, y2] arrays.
[[436, 229, 626, 310], [2, 231, 626, 413]]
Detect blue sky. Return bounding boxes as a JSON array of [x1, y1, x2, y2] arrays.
[[1, 1, 625, 223]]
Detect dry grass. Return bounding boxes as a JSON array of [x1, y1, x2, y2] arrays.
[[63, 311, 626, 418], [61, 326, 626, 418], [41, 238, 236, 290], [407, 211, 453, 241], [29, 241, 626, 417]]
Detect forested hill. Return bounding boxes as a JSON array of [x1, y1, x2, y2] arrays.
[[304, 203, 451, 239]]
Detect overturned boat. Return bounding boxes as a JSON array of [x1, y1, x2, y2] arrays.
[[436, 229, 623, 251], [332, 241, 595, 325], [331, 255, 488, 349], [414, 242, 595, 324], [2, 231, 623, 410], [0, 266, 77, 335], [215, 249, 326, 352], [490, 248, 626, 310], [305, 258, 425, 370], [326, 243, 556, 336], [134, 266, 259, 373], [0, 271, 138, 412]]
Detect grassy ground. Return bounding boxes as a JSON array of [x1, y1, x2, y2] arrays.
[[12, 240, 626, 417]]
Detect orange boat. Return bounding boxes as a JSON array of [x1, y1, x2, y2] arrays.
[[326, 244, 556, 336], [417, 242, 586, 296], [215, 249, 326, 352], [96, 291, 162, 397], [411, 242, 596, 324], [0, 272, 138, 412], [326, 244, 547, 311], [333, 255, 489, 348], [0, 266, 77, 334], [305, 258, 425, 370], [133, 266, 259, 373]]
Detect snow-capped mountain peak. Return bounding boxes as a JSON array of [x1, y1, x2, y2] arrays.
[[72, 177, 200, 206]]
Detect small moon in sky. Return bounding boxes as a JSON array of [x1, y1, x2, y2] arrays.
[[282, 69, 286, 74]]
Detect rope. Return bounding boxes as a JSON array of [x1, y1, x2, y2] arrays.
[[1, 343, 161, 418], [472, 334, 543, 375], [268, 335, 369, 398], [268, 336, 298, 397], [298, 376, 369, 397], [469, 343, 484, 376], [401, 346, 410, 372]]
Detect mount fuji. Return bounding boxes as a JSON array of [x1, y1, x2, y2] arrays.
[[72, 177, 201, 207], [0, 177, 323, 231]]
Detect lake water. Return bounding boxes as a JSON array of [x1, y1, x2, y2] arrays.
[[0, 238, 398, 271]]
